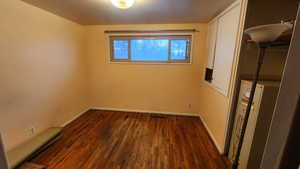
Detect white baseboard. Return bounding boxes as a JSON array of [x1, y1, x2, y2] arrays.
[[92, 107, 200, 117], [199, 115, 223, 154], [61, 108, 90, 127]]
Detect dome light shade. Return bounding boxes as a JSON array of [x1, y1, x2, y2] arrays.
[[245, 23, 293, 43], [111, 0, 135, 9]]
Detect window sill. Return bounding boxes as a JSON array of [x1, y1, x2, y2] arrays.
[[108, 61, 192, 65]]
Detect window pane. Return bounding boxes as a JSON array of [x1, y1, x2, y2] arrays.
[[170, 40, 188, 60], [131, 39, 169, 61], [113, 40, 129, 59]]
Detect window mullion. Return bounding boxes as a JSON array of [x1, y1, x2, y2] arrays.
[[186, 40, 190, 59], [110, 38, 114, 62], [128, 39, 132, 61], [168, 39, 171, 63]]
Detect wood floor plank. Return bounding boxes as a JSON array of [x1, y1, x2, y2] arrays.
[[31, 110, 230, 169]]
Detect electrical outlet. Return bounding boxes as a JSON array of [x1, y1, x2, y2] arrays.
[[26, 126, 36, 136]]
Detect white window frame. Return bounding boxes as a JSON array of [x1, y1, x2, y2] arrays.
[[106, 33, 194, 64]]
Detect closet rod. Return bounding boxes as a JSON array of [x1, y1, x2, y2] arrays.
[[104, 29, 199, 34]]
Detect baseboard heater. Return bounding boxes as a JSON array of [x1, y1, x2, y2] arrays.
[[7, 127, 63, 169]]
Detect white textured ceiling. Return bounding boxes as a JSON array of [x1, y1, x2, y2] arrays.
[[21, 0, 236, 25]]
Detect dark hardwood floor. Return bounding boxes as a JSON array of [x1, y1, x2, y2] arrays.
[[31, 110, 230, 169]]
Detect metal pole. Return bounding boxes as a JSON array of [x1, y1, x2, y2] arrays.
[[231, 44, 267, 169]]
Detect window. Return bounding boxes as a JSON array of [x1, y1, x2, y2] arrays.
[[110, 35, 192, 63]]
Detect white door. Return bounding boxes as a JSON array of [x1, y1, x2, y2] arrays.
[[212, 4, 241, 95]]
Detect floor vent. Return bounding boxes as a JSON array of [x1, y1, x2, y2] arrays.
[[151, 115, 168, 119]]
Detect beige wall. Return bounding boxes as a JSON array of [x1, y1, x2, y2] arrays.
[[1, 0, 295, 156], [85, 24, 207, 115], [85, 24, 229, 151], [0, 0, 89, 151], [198, 85, 229, 152], [0, 0, 230, 153]]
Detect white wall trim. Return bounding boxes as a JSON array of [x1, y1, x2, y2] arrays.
[[105, 32, 196, 65], [223, 0, 249, 154], [92, 107, 199, 117], [199, 115, 223, 154], [61, 108, 90, 127]]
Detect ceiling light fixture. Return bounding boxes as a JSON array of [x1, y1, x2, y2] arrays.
[[111, 0, 135, 9]]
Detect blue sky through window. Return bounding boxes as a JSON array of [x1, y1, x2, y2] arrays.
[[131, 39, 169, 61], [112, 37, 191, 62], [170, 40, 188, 60], [113, 40, 128, 59]]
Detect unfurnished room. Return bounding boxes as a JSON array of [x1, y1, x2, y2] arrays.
[[1, 0, 300, 169]]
